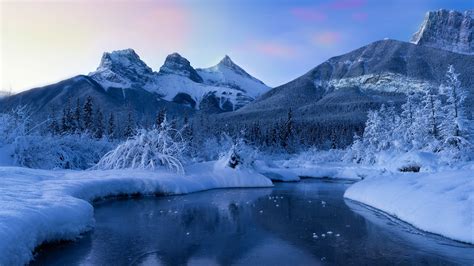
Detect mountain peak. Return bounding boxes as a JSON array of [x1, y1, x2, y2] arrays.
[[90, 48, 155, 89], [159, 52, 203, 83], [96, 48, 152, 73], [411, 9, 473, 55], [219, 55, 235, 66], [214, 55, 253, 79]]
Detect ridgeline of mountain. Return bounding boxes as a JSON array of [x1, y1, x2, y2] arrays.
[[216, 9, 474, 147], [1, 9, 472, 148], [411, 9, 473, 55], [158, 53, 203, 83], [0, 50, 270, 120]]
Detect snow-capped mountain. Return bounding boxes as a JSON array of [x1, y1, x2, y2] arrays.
[[411, 9, 473, 55], [89, 49, 159, 91], [89, 50, 270, 112], [158, 53, 203, 83], [216, 10, 474, 147], [197, 55, 269, 99]]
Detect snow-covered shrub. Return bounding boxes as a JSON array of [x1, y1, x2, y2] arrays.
[[219, 137, 258, 169], [0, 106, 32, 145], [196, 134, 233, 161], [12, 134, 113, 169], [94, 120, 186, 174]]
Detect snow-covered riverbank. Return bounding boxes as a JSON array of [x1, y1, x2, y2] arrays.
[[0, 163, 273, 265], [344, 166, 474, 244], [1, 159, 472, 265]]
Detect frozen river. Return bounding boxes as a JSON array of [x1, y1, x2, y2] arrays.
[[32, 179, 474, 265]]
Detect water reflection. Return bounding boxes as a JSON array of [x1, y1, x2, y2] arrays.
[[32, 180, 474, 266]]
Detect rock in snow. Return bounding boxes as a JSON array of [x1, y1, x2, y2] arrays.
[[411, 9, 474, 55]]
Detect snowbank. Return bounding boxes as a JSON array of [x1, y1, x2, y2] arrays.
[[255, 159, 370, 181], [344, 168, 474, 244], [0, 162, 272, 265]]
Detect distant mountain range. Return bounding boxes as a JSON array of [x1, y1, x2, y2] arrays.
[[0, 49, 270, 121], [1, 9, 472, 146]]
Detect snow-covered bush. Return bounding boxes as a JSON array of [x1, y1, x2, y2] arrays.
[[13, 134, 113, 169], [94, 119, 187, 174], [0, 106, 32, 145], [194, 134, 233, 161], [0, 106, 114, 169], [219, 137, 258, 169]]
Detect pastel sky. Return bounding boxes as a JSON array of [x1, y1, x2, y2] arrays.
[[1, 0, 473, 92]]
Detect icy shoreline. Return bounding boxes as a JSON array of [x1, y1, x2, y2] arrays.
[[0, 163, 273, 265], [344, 167, 474, 244], [1, 161, 472, 265]]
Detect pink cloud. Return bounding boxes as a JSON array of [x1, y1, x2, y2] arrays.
[[291, 7, 327, 21], [352, 12, 368, 21], [330, 0, 366, 10], [313, 32, 342, 45], [252, 42, 297, 58]]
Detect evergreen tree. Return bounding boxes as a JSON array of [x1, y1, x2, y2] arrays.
[[280, 108, 294, 150], [60, 98, 73, 134], [107, 113, 115, 139], [422, 88, 443, 140], [124, 111, 135, 138], [94, 108, 104, 139], [47, 106, 59, 135], [440, 65, 468, 143], [155, 108, 167, 127], [83, 96, 94, 132], [73, 98, 82, 133]]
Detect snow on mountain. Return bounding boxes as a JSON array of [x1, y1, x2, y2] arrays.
[[89, 49, 160, 91], [89, 50, 270, 112], [158, 53, 203, 83], [411, 9, 474, 55], [197, 55, 270, 99]]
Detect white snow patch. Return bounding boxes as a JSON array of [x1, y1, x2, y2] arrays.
[[344, 167, 474, 244], [0, 162, 272, 265]]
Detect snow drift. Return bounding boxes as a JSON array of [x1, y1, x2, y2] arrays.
[[0, 163, 272, 265], [344, 168, 474, 244]]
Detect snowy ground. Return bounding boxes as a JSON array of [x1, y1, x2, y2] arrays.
[[0, 162, 272, 265], [1, 152, 473, 265], [344, 165, 474, 244]]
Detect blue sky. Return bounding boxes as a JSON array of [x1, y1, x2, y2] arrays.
[[1, 0, 473, 92]]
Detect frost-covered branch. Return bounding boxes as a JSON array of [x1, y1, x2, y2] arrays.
[[94, 118, 187, 174]]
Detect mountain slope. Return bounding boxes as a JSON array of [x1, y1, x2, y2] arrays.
[[411, 9, 473, 55], [0, 75, 194, 123], [214, 38, 474, 147]]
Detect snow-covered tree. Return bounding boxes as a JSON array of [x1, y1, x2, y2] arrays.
[[440, 66, 469, 144], [94, 118, 187, 174], [222, 136, 258, 169], [438, 65, 471, 161], [421, 88, 443, 142]]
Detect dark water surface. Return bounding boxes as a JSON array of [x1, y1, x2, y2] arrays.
[[32, 179, 474, 265]]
